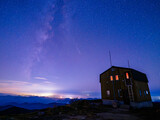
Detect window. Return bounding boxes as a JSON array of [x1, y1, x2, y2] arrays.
[[118, 89, 121, 97], [106, 90, 110, 96], [126, 72, 129, 79], [146, 90, 149, 95], [115, 75, 119, 80], [144, 90, 146, 96], [111, 68, 115, 71], [110, 76, 113, 81], [139, 90, 142, 96]]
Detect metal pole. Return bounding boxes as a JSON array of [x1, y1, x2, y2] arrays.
[[109, 50, 112, 67], [109, 51, 116, 100], [128, 60, 130, 68]]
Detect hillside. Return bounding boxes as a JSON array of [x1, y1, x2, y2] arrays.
[[0, 100, 159, 120], [0, 106, 32, 115]]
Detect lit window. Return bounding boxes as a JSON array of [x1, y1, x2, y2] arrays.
[[146, 90, 149, 95], [106, 90, 110, 96], [126, 72, 129, 79], [110, 76, 113, 81], [139, 90, 142, 96], [115, 75, 119, 80]]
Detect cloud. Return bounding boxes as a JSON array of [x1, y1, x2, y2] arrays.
[[55, 90, 101, 98], [0, 80, 100, 98], [43, 81, 54, 84], [0, 80, 59, 97], [152, 96, 160, 102], [34, 77, 48, 80]]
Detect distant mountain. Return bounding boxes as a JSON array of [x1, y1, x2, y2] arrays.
[[0, 102, 66, 110], [0, 105, 14, 111], [0, 94, 71, 105], [0, 93, 99, 111]]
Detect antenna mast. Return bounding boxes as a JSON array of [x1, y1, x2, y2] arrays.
[[128, 60, 130, 68], [109, 50, 112, 67], [109, 50, 115, 100]]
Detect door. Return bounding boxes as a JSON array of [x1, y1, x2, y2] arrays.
[[123, 89, 130, 104]]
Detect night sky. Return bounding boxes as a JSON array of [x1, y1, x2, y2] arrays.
[[0, 0, 160, 99]]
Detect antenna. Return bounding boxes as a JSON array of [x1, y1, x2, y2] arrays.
[[128, 60, 130, 68], [109, 50, 112, 67], [109, 50, 115, 100]]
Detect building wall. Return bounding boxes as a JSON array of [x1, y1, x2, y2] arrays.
[[100, 67, 131, 101], [133, 80, 152, 102], [100, 67, 152, 103]]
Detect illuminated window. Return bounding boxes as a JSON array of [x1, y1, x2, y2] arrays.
[[126, 72, 129, 79], [110, 76, 113, 81], [106, 90, 110, 96], [115, 75, 119, 80]]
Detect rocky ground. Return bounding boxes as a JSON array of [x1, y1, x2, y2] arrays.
[[0, 100, 159, 120]]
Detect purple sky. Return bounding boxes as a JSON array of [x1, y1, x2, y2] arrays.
[[0, 0, 160, 99]]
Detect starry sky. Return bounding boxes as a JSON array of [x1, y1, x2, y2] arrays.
[[0, 0, 160, 99]]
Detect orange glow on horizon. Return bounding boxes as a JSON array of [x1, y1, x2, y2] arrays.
[[0, 91, 86, 99], [0, 80, 94, 98]]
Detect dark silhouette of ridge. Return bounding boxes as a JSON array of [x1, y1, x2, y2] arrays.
[[0, 106, 32, 115]]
